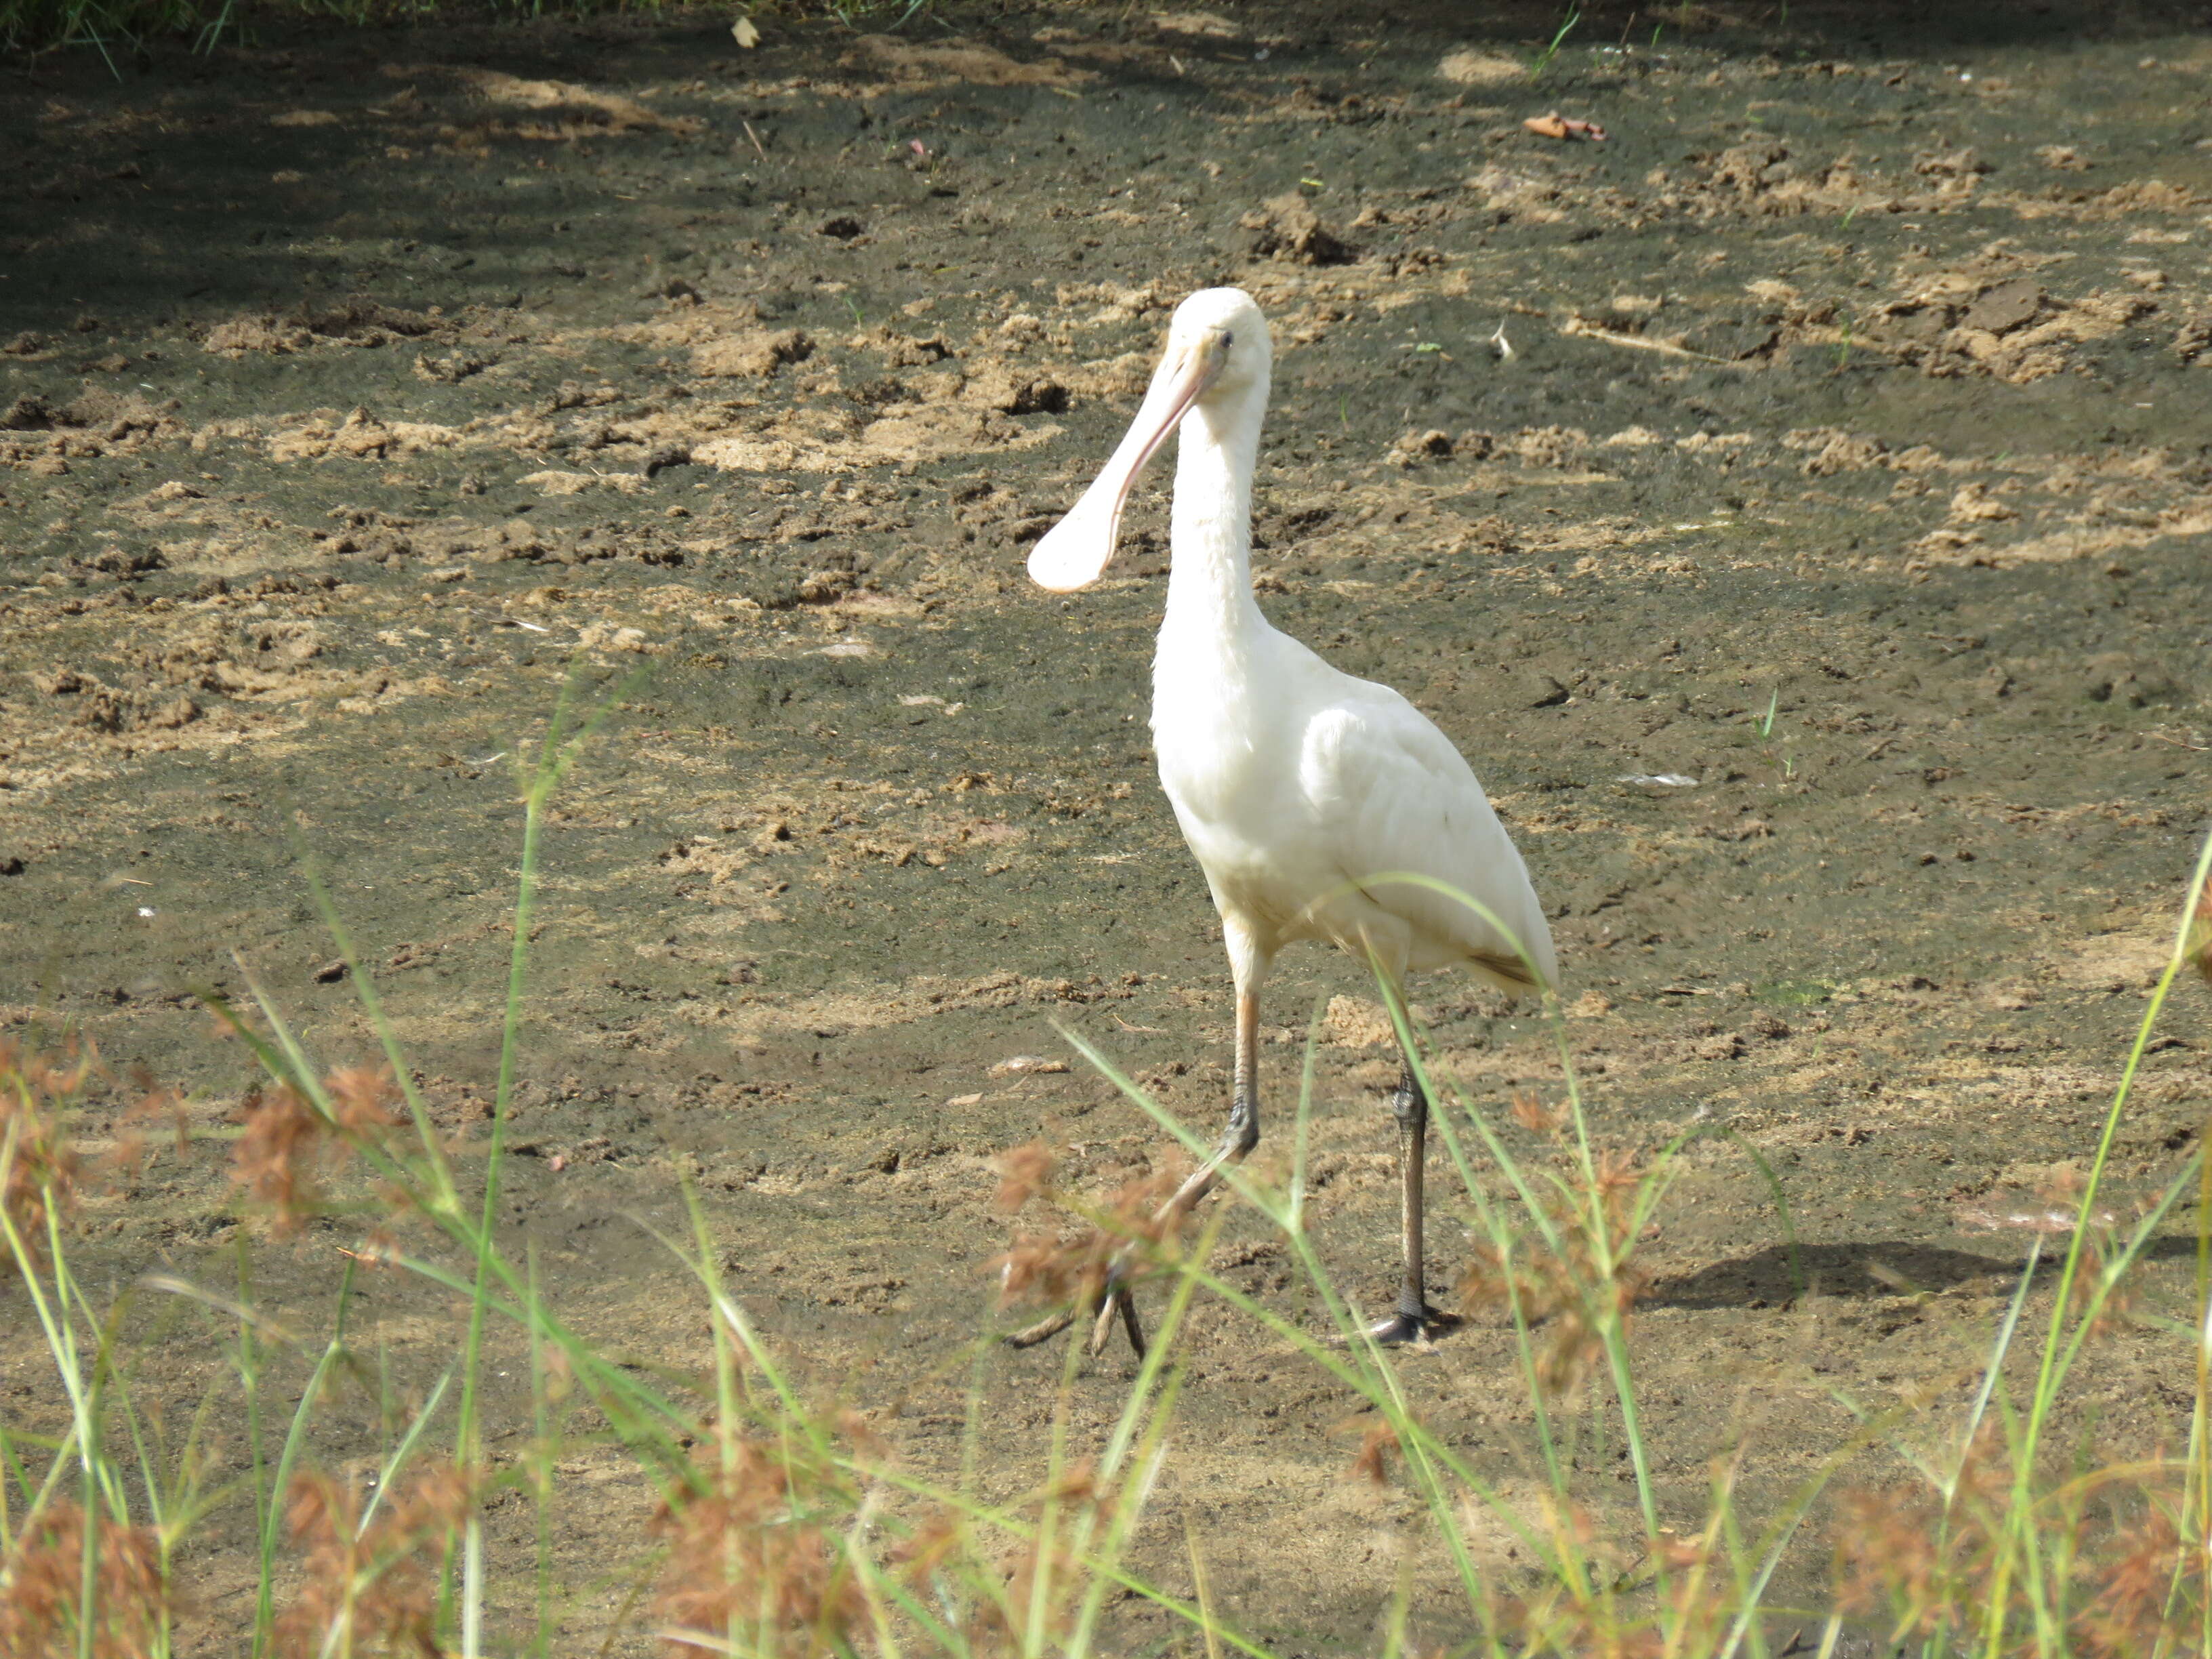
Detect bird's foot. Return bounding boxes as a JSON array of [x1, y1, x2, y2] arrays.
[[1002, 1278, 1148, 1361], [1090, 1282, 1149, 1359], [1358, 1303, 1459, 1348]]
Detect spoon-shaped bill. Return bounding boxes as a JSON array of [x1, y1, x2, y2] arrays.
[[1025, 338, 1222, 593]]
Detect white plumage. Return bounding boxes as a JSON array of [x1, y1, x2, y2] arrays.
[[1016, 286, 1555, 1355], [1153, 630, 1555, 988]]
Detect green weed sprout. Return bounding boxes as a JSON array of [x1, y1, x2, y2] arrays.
[[1530, 7, 1582, 85]]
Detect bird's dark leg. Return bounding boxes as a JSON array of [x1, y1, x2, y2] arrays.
[[1396, 1065, 1428, 1319], [1367, 1063, 1452, 1345], [1088, 1274, 1149, 1359], [1086, 990, 1263, 1357]]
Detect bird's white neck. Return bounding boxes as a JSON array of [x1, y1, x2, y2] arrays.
[[1162, 392, 1267, 651]]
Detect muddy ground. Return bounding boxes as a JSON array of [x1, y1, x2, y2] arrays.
[[4, 0, 2212, 1650]]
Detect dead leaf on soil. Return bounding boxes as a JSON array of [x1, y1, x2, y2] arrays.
[[1524, 110, 1607, 142]]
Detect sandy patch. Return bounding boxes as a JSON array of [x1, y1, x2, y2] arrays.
[[840, 35, 1095, 91], [694, 403, 1059, 474], [1437, 49, 1523, 86], [452, 67, 703, 135]]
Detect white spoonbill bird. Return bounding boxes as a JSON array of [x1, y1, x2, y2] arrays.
[[1010, 287, 1557, 1355]]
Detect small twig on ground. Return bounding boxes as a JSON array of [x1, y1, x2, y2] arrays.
[[1558, 315, 1748, 364]]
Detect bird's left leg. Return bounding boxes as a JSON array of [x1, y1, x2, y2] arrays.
[[1090, 932, 1269, 1357], [1162, 982, 1263, 1223], [1010, 988, 1252, 1358]]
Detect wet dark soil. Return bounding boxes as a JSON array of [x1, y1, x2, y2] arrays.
[[4, 1, 2212, 1650]]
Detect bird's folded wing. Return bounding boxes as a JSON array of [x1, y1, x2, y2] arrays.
[[1297, 691, 1556, 987]]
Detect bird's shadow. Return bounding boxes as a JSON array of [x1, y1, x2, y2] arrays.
[[1644, 1235, 2200, 1311]]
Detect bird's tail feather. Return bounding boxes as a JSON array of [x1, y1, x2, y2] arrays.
[[1471, 951, 1541, 991]]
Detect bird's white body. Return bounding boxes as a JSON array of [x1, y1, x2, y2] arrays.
[[1122, 297, 1555, 1000], [1150, 487, 1555, 996], [1017, 285, 1555, 1351]]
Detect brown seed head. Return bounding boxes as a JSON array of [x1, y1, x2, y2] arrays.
[[969, 1458, 1119, 1652], [0, 1039, 89, 1274], [651, 1438, 858, 1656], [0, 1502, 167, 1658], [1456, 1142, 1651, 1397], [2074, 1490, 2188, 1656], [102, 1067, 190, 1187], [895, 1509, 964, 1585], [274, 1463, 475, 1658], [1510, 1090, 1567, 1138], [988, 1163, 1187, 1309], [229, 1067, 401, 1238], [326, 1065, 398, 1134], [991, 1139, 1057, 1212], [229, 1084, 326, 1238], [1332, 1413, 1404, 1486]]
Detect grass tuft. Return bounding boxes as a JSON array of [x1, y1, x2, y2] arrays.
[[1, 690, 2207, 1656]]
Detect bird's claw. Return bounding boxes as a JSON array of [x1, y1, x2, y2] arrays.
[[1004, 1306, 1078, 1349]]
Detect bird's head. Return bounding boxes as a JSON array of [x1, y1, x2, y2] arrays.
[[1027, 287, 1271, 594], [1162, 285, 1272, 404]]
